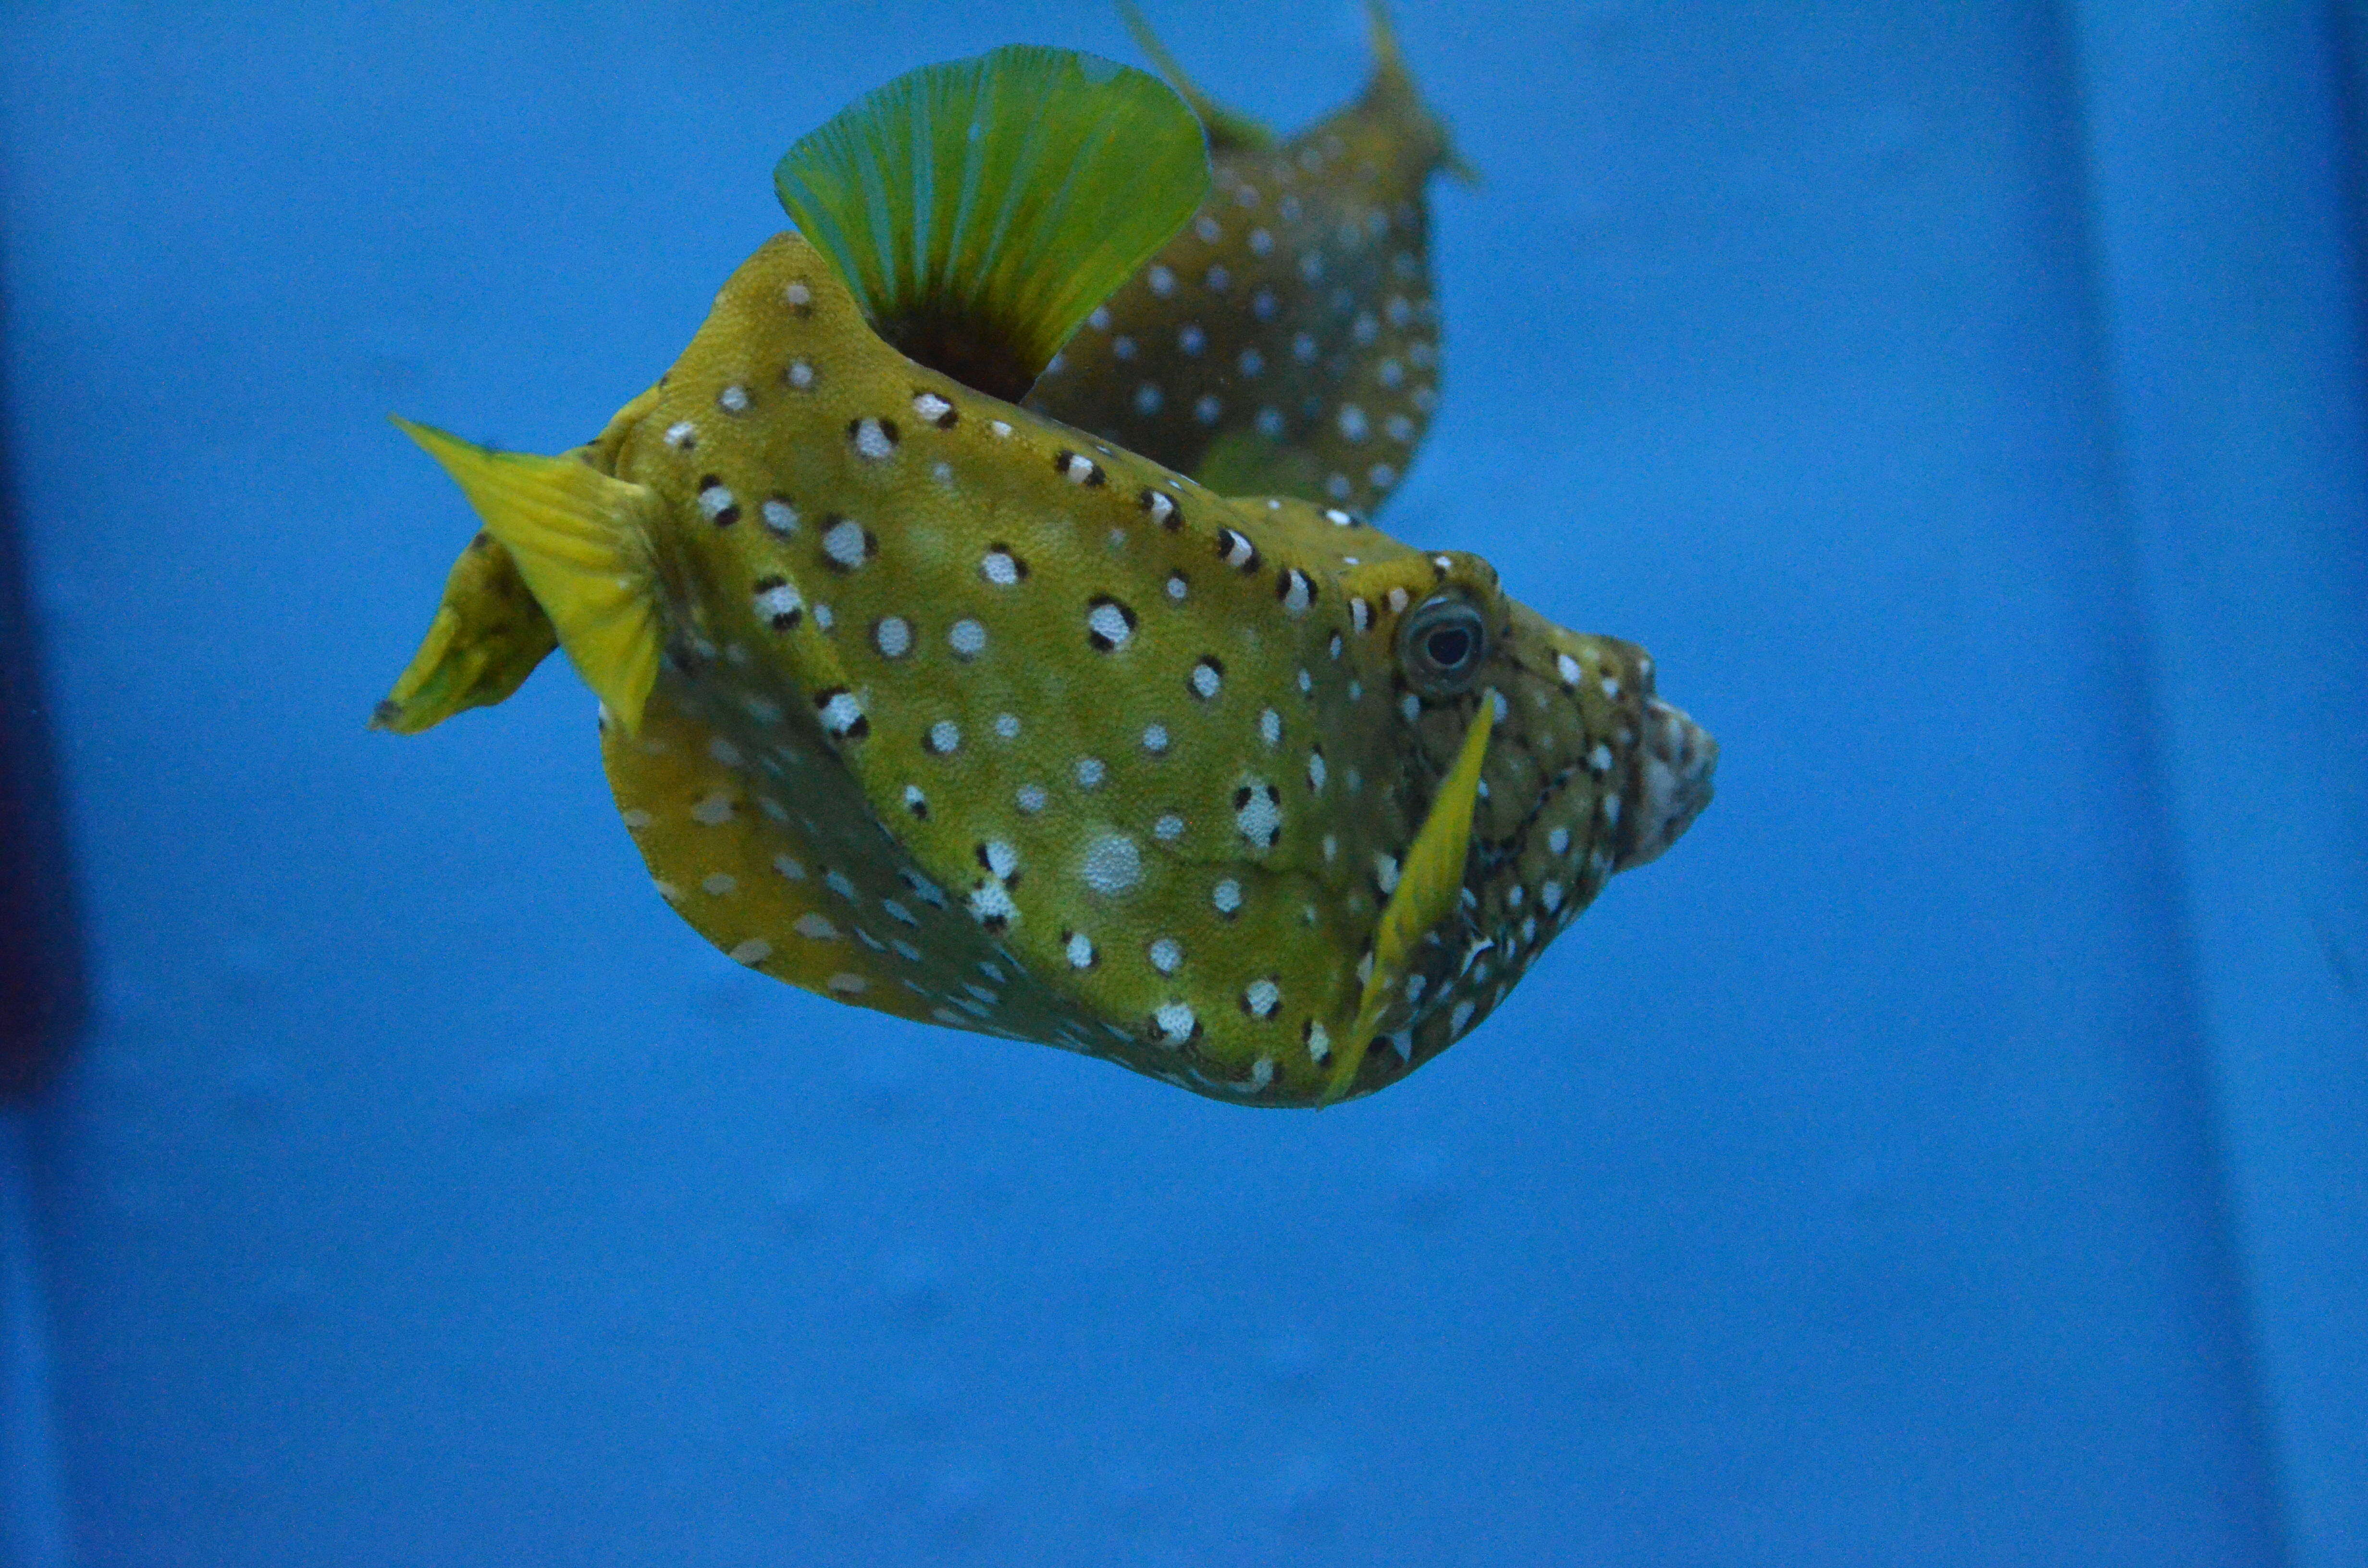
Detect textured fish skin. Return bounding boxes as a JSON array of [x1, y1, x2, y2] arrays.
[[553, 234, 1712, 1105], [1028, 7, 1463, 514], [371, 18, 1459, 740]]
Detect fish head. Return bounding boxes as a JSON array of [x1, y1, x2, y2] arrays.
[[1299, 552, 1717, 1092]]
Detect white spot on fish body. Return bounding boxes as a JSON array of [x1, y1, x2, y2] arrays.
[[823, 518, 871, 569], [1088, 600, 1136, 650], [1148, 264, 1176, 296], [949, 618, 987, 658], [967, 881, 1019, 928], [1082, 833, 1142, 894], [1152, 1002, 1196, 1046], [1149, 937, 1183, 974]]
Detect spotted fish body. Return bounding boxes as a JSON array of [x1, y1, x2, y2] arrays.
[[1028, 2, 1464, 513], [370, 13, 1456, 741], [387, 47, 1715, 1106]]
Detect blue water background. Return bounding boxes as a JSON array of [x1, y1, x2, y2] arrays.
[[1, 3, 2363, 1564]]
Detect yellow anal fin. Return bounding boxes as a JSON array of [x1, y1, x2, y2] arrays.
[[371, 531, 558, 735], [392, 417, 664, 736], [1321, 687, 1496, 1104], [604, 690, 931, 1021]]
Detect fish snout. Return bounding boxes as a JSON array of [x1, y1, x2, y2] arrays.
[[1616, 698, 1717, 871]]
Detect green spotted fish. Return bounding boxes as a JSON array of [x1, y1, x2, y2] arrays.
[[384, 46, 1715, 1105], [1030, 1, 1472, 514]]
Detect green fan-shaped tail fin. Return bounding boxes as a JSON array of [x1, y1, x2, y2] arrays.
[[1361, 0, 1480, 187], [371, 532, 558, 735], [1116, 2, 1276, 154], [391, 418, 666, 737], [774, 45, 1211, 403], [1320, 688, 1496, 1105]]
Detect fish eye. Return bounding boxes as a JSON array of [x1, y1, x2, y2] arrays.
[[1400, 594, 1490, 694]]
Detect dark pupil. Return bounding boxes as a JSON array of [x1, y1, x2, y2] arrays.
[[1425, 625, 1473, 670]]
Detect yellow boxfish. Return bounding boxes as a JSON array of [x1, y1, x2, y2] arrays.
[[371, 4, 1460, 739], [1027, 2, 1473, 514], [383, 45, 1716, 1106]]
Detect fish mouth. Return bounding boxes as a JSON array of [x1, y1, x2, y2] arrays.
[[1616, 699, 1717, 871]]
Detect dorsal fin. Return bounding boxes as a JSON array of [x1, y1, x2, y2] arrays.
[[774, 45, 1210, 402], [1116, 2, 1276, 154], [1321, 689, 1496, 1104], [1359, 1, 1480, 187]]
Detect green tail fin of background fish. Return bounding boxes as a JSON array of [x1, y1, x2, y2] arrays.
[[376, 42, 1716, 1107]]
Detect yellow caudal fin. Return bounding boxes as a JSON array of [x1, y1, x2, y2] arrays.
[[1320, 688, 1496, 1104], [391, 417, 666, 736]]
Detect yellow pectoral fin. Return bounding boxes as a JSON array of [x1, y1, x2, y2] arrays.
[[1320, 687, 1496, 1104], [392, 416, 665, 736], [371, 534, 558, 735]]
